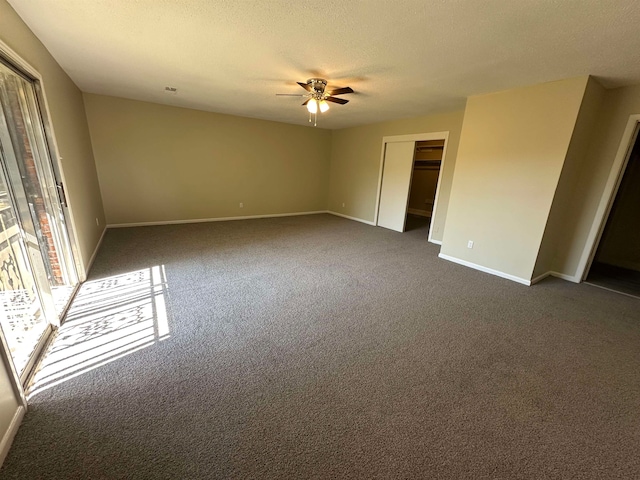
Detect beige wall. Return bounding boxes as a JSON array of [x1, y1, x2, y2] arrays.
[[84, 94, 331, 225], [1, 0, 104, 458], [0, 352, 21, 464], [328, 110, 465, 241], [533, 77, 606, 278], [0, 0, 105, 274], [551, 84, 640, 278], [440, 77, 589, 281]]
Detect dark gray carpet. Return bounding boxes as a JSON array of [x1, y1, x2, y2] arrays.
[[2, 214, 639, 479]]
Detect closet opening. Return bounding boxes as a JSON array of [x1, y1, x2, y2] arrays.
[[375, 132, 449, 241], [585, 126, 640, 298], [405, 140, 443, 235]]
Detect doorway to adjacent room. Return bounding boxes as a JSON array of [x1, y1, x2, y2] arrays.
[[585, 122, 640, 298]]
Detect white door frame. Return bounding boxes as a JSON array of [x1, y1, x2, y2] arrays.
[[374, 131, 449, 244], [576, 114, 640, 281]]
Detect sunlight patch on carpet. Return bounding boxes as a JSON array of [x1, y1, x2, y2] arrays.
[[27, 265, 170, 398]]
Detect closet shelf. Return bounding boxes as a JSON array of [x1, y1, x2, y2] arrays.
[[414, 160, 442, 168], [416, 146, 444, 152]]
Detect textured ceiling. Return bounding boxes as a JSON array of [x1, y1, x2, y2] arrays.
[[8, 0, 640, 129]]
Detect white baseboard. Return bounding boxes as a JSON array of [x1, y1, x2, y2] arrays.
[[429, 239, 442, 246], [0, 405, 25, 467], [83, 226, 107, 279], [438, 253, 532, 286], [518, 270, 582, 286], [530, 271, 551, 285], [326, 211, 376, 226], [549, 271, 580, 283], [107, 211, 327, 228]]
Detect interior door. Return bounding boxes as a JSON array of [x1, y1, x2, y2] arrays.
[[377, 141, 415, 232]]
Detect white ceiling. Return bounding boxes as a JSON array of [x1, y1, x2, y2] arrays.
[[8, 0, 640, 129]]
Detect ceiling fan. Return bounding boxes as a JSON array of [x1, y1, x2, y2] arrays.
[[277, 78, 354, 126]]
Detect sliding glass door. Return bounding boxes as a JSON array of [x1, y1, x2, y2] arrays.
[[0, 159, 51, 374], [0, 161, 51, 376], [0, 58, 79, 381]]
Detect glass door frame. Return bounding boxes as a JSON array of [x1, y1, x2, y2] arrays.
[[0, 40, 85, 388], [0, 40, 85, 285], [0, 155, 55, 385], [0, 323, 27, 408], [0, 59, 79, 321]]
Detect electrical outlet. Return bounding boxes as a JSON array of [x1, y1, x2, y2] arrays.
[[342, 203, 345, 208], [95, 218, 99, 226], [467, 240, 474, 249], [239, 202, 243, 208]]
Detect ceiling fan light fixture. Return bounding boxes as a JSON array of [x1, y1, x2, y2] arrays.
[[278, 78, 353, 126]]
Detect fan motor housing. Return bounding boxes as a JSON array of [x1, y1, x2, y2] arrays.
[[308, 78, 327, 94]]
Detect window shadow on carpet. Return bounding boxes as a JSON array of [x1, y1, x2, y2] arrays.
[[27, 265, 171, 398]]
